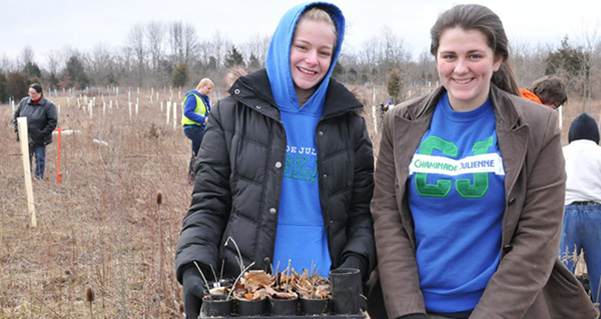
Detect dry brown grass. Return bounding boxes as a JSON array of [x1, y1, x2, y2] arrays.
[[1, 87, 599, 318], [1, 90, 191, 318]]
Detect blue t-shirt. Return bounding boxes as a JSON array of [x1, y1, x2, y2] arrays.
[[407, 93, 505, 313]]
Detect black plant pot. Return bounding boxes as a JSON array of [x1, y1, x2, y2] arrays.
[[269, 296, 299, 316], [330, 268, 361, 314], [201, 294, 233, 317], [236, 298, 267, 317], [300, 297, 330, 315]]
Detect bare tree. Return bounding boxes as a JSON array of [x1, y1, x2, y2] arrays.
[[21, 46, 35, 69], [381, 26, 407, 70], [510, 39, 549, 88], [0, 54, 17, 73], [147, 21, 165, 72], [182, 23, 200, 65], [168, 22, 199, 66], [128, 24, 147, 86], [355, 26, 408, 86], [210, 31, 232, 70], [169, 21, 184, 64], [89, 44, 116, 86], [575, 23, 600, 107], [114, 46, 135, 86], [45, 50, 64, 89], [46, 50, 63, 76], [240, 33, 270, 68]]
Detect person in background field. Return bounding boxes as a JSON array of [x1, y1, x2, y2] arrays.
[[368, 4, 596, 319], [519, 75, 567, 110], [182, 78, 214, 184], [13, 83, 58, 180], [175, 3, 375, 319], [559, 112, 601, 312]]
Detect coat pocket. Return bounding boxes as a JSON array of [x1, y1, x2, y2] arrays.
[[541, 259, 597, 319]]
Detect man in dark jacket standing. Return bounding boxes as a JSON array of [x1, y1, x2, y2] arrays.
[[13, 83, 58, 180]]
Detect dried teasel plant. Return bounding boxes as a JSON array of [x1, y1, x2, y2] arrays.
[[154, 190, 169, 304], [156, 191, 163, 205], [85, 286, 95, 319]]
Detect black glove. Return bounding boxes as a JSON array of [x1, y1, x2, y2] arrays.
[[338, 255, 366, 277], [182, 265, 208, 319], [397, 314, 429, 319]]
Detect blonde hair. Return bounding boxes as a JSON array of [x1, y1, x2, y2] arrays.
[[296, 7, 338, 49], [195, 78, 214, 91]]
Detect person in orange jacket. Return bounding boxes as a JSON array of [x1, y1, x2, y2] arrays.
[[519, 75, 567, 110]]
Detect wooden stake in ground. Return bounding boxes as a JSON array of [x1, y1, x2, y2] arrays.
[[17, 117, 37, 228]]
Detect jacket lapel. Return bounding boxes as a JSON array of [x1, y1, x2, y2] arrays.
[[490, 87, 529, 246], [490, 86, 529, 198], [392, 92, 438, 242]]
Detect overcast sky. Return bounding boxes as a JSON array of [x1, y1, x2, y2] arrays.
[[2, 0, 600, 66]]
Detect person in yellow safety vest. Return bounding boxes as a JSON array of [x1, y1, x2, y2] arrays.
[[182, 78, 214, 184]]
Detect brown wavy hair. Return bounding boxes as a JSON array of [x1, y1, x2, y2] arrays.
[[429, 4, 520, 95]]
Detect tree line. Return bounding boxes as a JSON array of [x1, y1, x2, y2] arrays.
[[1, 21, 599, 108]]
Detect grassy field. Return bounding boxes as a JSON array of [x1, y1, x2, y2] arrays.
[[0, 87, 599, 318], [1, 89, 192, 318]]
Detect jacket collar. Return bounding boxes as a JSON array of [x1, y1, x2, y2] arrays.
[[404, 85, 520, 127], [28, 96, 47, 106]]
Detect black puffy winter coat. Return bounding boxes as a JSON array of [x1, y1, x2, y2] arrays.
[[175, 70, 376, 283], [13, 96, 58, 147]]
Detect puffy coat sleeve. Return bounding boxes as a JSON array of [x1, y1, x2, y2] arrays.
[[41, 101, 58, 138], [13, 98, 25, 132], [339, 113, 377, 278], [175, 98, 233, 283]]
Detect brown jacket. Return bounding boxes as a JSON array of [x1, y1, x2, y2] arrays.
[[370, 85, 598, 319]]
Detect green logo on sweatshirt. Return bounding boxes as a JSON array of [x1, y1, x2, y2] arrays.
[[284, 146, 318, 182], [410, 136, 503, 198]]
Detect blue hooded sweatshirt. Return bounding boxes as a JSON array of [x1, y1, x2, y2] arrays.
[[266, 2, 345, 277]]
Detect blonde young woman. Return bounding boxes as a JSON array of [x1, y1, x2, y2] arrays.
[[175, 3, 375, 318]]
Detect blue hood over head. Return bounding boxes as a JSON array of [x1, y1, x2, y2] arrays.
[[265, 2, 345, 112]]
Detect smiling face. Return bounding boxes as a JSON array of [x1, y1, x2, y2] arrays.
[[436, 27, 503, 111], [289, 18, 336, 104]]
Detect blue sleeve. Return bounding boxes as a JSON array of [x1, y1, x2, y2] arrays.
[[183, 95, 206, 124]]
